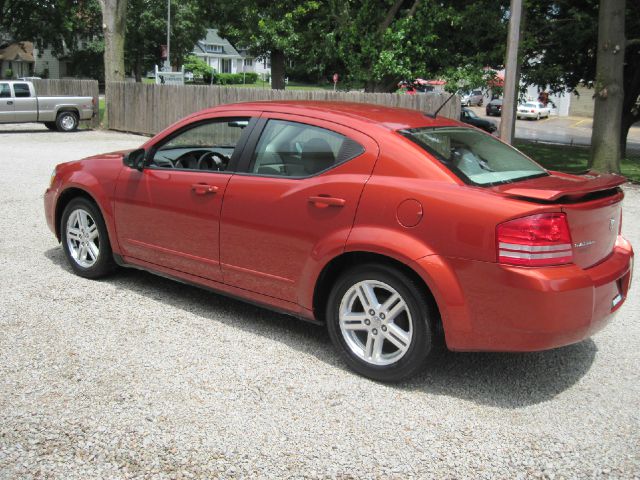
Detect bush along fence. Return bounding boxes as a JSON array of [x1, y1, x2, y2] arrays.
[[106, 82, 460, 136], [32, 79, 100, 129]]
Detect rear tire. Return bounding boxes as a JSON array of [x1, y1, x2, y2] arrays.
[[56, 111, 79, 132], [61, 197, 116, 279], [326, 264, 434, 382]]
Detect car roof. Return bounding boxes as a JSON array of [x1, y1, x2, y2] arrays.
[[206, 100, 461, 131]]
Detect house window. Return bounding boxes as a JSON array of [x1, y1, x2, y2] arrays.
[[221, 59, 232, 73], [205, 44, 223, 54], [244, 58, 253, 67]]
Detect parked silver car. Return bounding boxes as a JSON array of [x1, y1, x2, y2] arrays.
[[460, 90, 484, 106], [516, 102, 551, 120], [0, 81, 95, 131]]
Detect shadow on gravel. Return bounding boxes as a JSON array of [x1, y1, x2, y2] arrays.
[[403, 341, 597, 408], [44, 247, 598, 409], [0, 129, 51, 134]]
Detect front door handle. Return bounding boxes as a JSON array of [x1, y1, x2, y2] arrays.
[[308, 195, 346, 207], [6, 101, 13, 105], [191, 183, 218, 195]]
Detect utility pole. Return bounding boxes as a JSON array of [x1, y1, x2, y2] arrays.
[[165, 0, 171, 71], [499, 0, 523, 144]]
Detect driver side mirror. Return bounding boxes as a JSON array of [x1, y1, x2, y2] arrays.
[[123, 148, 146, 171]]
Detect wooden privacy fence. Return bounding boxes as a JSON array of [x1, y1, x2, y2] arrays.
[[106, 82, 460, 136], [32, 79, 100, 129]]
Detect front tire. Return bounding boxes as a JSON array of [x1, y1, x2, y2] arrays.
[[326, 264, 434, 382], [44, 121, 57, 131], [61, 197, 116, 279], [56, 111, 79, 132]]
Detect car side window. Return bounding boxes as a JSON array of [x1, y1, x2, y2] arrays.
[[0, 83, 10, 98], [13, 83, 31, 98], [250, 119, 364, 177], [149, 118, 249, 171]]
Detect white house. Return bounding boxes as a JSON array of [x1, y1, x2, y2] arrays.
[[192, 29, 271, 77]]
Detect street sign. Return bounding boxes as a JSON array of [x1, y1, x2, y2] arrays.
[[333, 73, 339, 91]]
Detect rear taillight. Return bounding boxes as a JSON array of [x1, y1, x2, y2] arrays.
[[497, 213, 573, 266], [530, 109, 535, 113]]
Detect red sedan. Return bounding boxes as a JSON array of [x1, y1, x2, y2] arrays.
[[44, 101, 634, 381]]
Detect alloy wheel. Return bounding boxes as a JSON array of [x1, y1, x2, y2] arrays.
[[66, 208, 100, 268], [338, 280, 413, 366]]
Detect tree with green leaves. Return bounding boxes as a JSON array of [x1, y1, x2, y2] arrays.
[[126, 0, 218, 81], [521, 0, 640, 168], [213, 0, 323, 89], [0, 0, 102, 55], [317, 0, 508, 92]]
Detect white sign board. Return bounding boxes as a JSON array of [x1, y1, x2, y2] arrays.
[[155, 65, 185, 86]]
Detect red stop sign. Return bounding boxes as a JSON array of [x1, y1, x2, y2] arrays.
[[333, 73, 339, 83]]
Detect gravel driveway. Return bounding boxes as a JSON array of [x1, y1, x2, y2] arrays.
[[1, 124, 639, 479]]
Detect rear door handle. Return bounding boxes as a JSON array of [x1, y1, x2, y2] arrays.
[[191, 183, 218, 195], [308, 195, 346, 207]]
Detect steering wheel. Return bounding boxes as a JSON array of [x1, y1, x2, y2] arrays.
[[197, 151, 229, 171], [175, 152, 200, 169]]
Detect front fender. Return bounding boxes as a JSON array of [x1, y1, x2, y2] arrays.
[[55, 165, 123, 254]]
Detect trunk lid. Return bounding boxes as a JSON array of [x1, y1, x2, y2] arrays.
[[492, 171, 626, 268]]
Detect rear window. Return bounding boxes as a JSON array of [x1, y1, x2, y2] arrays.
[[399, 127, 547, 186], [13, 83, 31, 98]]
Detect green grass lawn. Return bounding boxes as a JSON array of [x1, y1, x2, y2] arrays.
[[514, 140, 640, 183], [99, 97, 105, 124]]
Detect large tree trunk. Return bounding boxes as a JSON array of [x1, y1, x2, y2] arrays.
[[619, 47, 640, 158], [270, 50, 285, 90], [99, 0, 128, 85], [134, 53, 142, 83], [364, 77, 398, 93], [590, 0, 625, 173]]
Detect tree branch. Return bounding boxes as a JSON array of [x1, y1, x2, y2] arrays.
[[379, 0, 404, 33], [408, 0, 420, 18], [626, 38, 640, 48]]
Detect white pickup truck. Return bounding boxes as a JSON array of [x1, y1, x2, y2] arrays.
[[0, 80, 95, 132]]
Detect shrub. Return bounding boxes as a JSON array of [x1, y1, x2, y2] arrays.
[[211, 72, 258, 85], [183, 55, 213, 83], [4, 68, 13, 79]]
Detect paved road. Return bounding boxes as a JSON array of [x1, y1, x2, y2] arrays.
[[1, 125, 639, 478], [468, 106, 640, 153]]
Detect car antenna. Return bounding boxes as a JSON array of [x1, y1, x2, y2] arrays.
[[425, 90, 459, 119]]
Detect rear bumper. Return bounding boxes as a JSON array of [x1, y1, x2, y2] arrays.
[[517, 112, 540, 119], [420, 236, 634, 352]]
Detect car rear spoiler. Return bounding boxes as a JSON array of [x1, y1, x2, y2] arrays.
[[492, 171, 627, 202]]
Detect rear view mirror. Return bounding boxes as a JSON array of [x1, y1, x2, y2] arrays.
[[123, 148, 146, 171]]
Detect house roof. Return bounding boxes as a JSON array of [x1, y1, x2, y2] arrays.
[[0, 41, 35, 62], [193, 29, 241, 58]]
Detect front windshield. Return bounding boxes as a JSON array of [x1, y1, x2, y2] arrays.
[[400, 127, 548, 186]]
